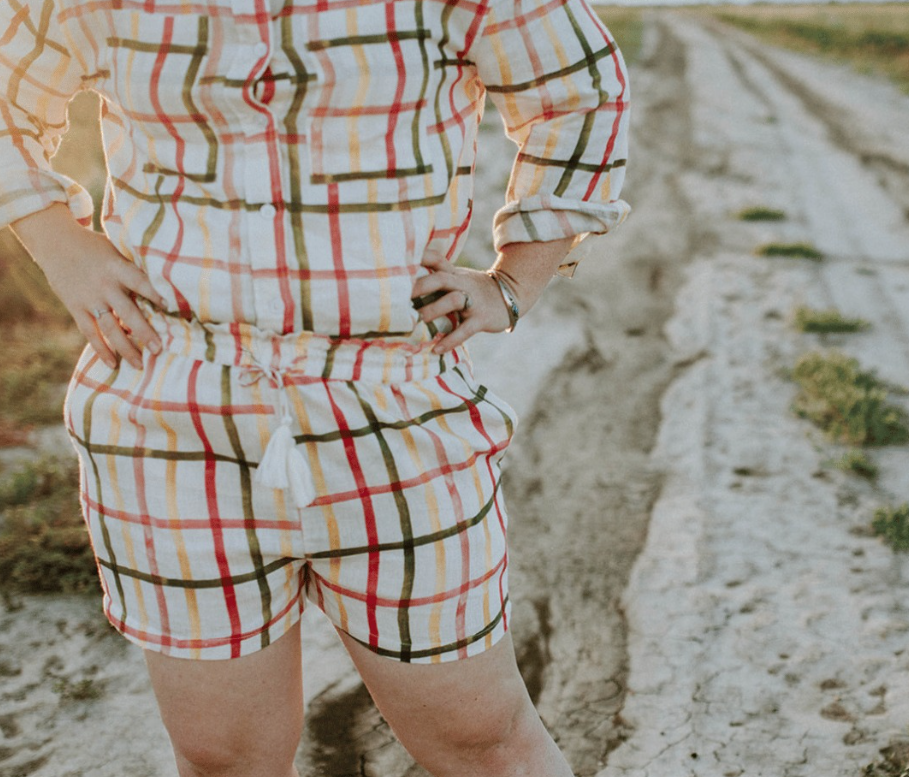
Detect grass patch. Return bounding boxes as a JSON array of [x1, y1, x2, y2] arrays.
[[0, 325, 83, 433], [791, 351, 909, 446], [0, 455, 97, 596], [595, 7, 644, 66], [757, 242, 824, 260], [53, 676, 103, 702], [794, 306, 871, 334], [737, 206, 787, 222], [707, 4, 909, 93], [833, 450, 878, 480], [872, 503, 909, 552], [863, 741, 909, 777]]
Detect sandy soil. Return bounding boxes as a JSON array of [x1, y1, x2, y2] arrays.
[[2, 11, 909, 776]]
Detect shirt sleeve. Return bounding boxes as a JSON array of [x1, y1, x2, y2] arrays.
[[471, 0, 630, 277], [0, 0, 94, 232]]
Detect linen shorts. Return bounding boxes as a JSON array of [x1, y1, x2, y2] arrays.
[[63, 311, 517, 663]]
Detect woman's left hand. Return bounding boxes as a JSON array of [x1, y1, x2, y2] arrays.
[[411, 253, 512, 354]]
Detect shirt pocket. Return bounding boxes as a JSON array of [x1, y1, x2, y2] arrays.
[[104, 12, 219, 184], [300, 3, 442, 206]]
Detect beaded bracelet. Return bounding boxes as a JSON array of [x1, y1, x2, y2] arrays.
[[486, 269, 519, 332]]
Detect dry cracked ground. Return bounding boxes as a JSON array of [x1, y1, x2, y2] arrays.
[[2, 11, 909, 777]]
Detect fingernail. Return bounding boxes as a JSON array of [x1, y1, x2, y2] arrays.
[[148, 340, 161, 354], [158, 296, 168, 308]]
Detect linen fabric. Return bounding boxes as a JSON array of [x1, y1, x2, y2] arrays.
[[0, 0, 630, 337], [63, 311, 516, 661], [2, 0, 630, 662]]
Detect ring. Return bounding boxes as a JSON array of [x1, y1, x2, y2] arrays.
[[460, 291, 472, 312], [92, 307, 112, 320]]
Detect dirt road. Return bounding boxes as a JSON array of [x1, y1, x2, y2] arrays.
[[2, 12, 909, 777]]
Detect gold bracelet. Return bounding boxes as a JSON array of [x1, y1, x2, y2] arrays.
[[486, 269, 519, 332]]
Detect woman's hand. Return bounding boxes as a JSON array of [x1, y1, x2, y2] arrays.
[[411, 254, 512, 354], [12, 203, 167, 370]]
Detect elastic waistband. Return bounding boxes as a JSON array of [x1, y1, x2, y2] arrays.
[[145, 310, 468, 384]]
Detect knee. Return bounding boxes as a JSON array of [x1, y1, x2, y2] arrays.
[[168, 714, 302, 777], [417, 693, 541, 775]]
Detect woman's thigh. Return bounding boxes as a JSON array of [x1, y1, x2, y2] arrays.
[[143, 625, 304, 773]]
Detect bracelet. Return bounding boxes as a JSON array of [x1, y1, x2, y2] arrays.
[[486, 269, 519, 332]]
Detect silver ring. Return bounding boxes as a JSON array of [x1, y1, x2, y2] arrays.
[[460, 291, 472, 312], [92, 307, 112, 320]]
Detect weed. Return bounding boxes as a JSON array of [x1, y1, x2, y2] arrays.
[[757, 242, 824, 261], [863, 740, 909, 777], [791, 351, 909, 446], [872, 504, 909, 552], [596, 7, 643, 66], [794, 306, 871, 334], [0, 455, 97, 595], [833, 450, 878, 480], [711, 6, 909, 93], [52, 676, 103, 701], [737, 206, 787, 222], [0, 324, 83, 431]]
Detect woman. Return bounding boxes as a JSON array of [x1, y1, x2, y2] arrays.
[[1, 0, 629, 773]]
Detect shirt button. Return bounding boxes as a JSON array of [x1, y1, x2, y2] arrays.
[[259, 203, 277, 219], [267, 297, 283, 314], [253, 41, 269, 58]]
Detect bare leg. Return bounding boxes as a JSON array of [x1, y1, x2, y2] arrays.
[[143, 627, 304, 777], [338, 631, 574, 777]]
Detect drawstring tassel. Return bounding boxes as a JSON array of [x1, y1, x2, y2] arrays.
[[254, 392, 316, 508]]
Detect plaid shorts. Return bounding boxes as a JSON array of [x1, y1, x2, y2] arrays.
[[63, 312, 516, 663]]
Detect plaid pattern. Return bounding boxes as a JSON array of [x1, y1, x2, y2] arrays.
[[0, 0, 629, 336], [63, 312, 516, 661]]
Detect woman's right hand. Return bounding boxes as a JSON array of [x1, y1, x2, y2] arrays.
[[11, 203, 167, 370]]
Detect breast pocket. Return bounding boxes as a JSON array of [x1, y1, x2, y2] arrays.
[[105, 12, 218, 183], [301, 4, 442, 207]]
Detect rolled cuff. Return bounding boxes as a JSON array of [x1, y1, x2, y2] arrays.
[[492, 194, 631, 277], [0, 167, 95, 232]]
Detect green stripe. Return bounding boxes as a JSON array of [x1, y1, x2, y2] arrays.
[[280, 11, 316, 331], [307, 29, 431, 51], [351, 382, 416, 661], [98, 554, 296, 589], [348, 598, 507, 662], [114, 176, 449, 211], [484, 42, 615, 94], [67, 386, 489, 462], [79, 366, 129, 623], [220, 365, 274, 650], [310, 479, 500, 560]]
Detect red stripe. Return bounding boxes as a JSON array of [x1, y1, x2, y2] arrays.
[[316, 555, 506, 608], [323, 381, 382, 649], [186, 360, 243, 657], [390, 384, 470, 656], [383, 2, 405, 174], [149, 17, 193, 319], [327, 182, 352, 336], [126, 350, 172, 638]]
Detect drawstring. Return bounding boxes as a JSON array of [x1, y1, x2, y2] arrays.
[[240, 353, 316, 509]]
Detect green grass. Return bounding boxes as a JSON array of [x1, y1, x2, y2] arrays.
[[708, 4, 909, 93], [794, 306, 871, 334], [872, 503, 909, 552], [791, 351, 909, 446], [758, 242, 824, 261], [595, 7, 644, 66], [0, 455, 97, 596], [53, 676, 103, 701], [0, 326, 83, 439], [863, 741, 909, 777], [737, 206, 787, 222], [833, 450, 878, 480]]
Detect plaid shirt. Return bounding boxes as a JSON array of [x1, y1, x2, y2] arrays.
[[0, 0, 629, 338]]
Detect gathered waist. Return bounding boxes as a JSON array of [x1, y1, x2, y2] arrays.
[[144, 308, 468, 385]]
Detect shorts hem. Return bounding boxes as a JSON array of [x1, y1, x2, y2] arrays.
[[100, 600, 307, 661]]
